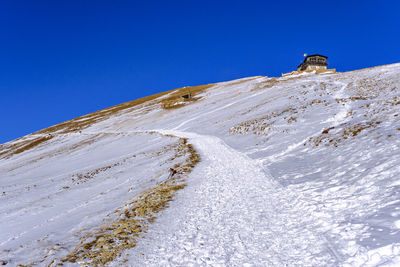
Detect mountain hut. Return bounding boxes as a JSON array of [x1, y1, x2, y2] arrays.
[[297, 54, 328, 71]]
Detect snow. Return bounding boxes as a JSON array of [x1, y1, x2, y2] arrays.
[[112, 130, 336, 265], [1, 63, 400, 266], [0, 133, 186, 265]]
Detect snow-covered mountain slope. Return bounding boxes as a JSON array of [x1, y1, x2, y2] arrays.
[[1, 63, 400, 266]]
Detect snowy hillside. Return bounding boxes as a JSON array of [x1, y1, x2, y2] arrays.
[[1, 63, 400, 266]]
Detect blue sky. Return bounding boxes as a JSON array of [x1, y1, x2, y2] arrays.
[[1, 0, 399, 143]]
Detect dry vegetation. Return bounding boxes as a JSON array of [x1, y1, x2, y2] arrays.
[[0, 135, 54, 159], [345, 72, 397, 98], [305, 121, 382, 147], [161, 84, 214, 109], [72, 161, 122, 184], [37, 92, 172, 136], [306, 92, 399, 148], [251, 78, 278, 91], [0, 82, 214, 159], [229, 107, 298, 136], [229, 82, 331, 137], [1, 134, 106, 175], [160, 77, 261, 109], [0, 92, 169, 159], [230, 73, 399, 149], [51, 136, 200, 266]]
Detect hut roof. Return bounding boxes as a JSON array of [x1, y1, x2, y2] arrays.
[[305, 54, 328, 59]]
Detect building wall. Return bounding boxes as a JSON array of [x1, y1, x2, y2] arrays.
[[306, 56, 326, 63], [305, 65, 327, 71]]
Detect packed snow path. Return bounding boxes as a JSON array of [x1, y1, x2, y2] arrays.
[[118, 130, 337, 266]]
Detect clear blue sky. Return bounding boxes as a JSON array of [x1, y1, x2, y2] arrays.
[[1, 0, 399, 143]]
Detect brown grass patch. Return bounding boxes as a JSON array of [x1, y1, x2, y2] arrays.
[[71, 152, 141, 184], [161, 84, 214, 109], [13, 136, 54, 154], [25, 83, 213, 136], [229, 107, 297, 136], [36, 92, 173, 136], [251, 78, 278, 91], [1, 82, 213, 158], [306, 121, 382, 147], [72, 163, 119, 184], [59, 181, 185, 266], [0, 135, 54, 159], [160, 78, 259, 109]]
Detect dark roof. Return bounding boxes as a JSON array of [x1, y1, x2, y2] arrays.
[[297, 54, 328, 68], [305, 54, 328, 59]]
